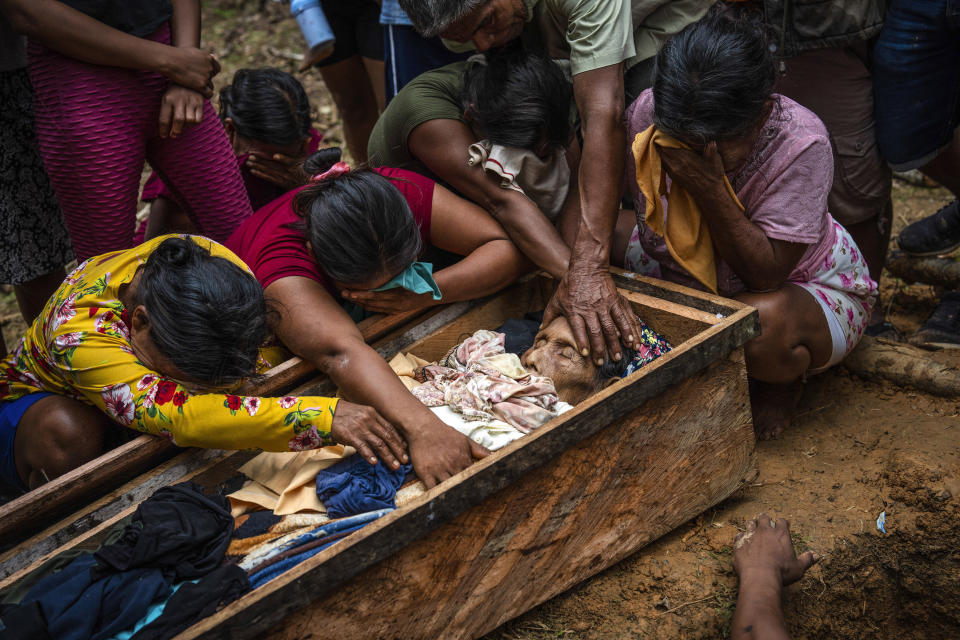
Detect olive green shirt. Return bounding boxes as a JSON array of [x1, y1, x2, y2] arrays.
[[367, 61, 469, 171]]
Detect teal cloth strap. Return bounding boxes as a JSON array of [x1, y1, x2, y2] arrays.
[[371, 261, 442, 300]]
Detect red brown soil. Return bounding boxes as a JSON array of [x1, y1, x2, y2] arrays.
[[1, 3, 958, 638], [485, 370, 960, 639]]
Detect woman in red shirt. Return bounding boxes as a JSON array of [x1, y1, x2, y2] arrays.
[[226, 158, 528, 487]]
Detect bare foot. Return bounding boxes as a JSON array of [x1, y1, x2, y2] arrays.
[[748, 378, 803, 439]]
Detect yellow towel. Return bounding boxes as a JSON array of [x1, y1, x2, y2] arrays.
[[631, 125, 745, 294], [227, 447, 352, 516]]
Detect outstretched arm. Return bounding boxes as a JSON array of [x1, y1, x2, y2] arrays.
[[542, 63, 640, 366], [732, 513, 817, 640], [266, 276, 488, 488], [408, 119, 570, 279], [1, 0, 219, 95]]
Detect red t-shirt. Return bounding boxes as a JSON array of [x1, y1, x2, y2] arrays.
[[225, 167, 435, 295]]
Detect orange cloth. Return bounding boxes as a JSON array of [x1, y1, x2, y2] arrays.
[[631, 125, 745, 293]]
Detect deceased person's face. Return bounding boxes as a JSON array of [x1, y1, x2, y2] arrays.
[[521, 316, 599, 405]]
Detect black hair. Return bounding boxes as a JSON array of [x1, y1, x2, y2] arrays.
[[292, 155, 422, 285], [652, 7, 776, 146], [303, 147, 344, 175], [134, 237, 268, 387], [461, 48, 573, 151], [594, 345, 636, 388], [219, 67, 311, 146]]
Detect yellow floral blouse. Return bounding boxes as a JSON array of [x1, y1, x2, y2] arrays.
[[0, 235, 339, 452]]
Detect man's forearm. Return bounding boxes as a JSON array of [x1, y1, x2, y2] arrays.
[[490, 199, 570, 278], [570, 76, 626, 272], [3, 0, 175, 73]]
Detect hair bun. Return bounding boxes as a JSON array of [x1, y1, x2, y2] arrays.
[[304, 147, 343, 175], [153, 236, 197, 267]]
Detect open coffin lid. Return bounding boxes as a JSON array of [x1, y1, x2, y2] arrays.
[[0, 271, 759, 639]]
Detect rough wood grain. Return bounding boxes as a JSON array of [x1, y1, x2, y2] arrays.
[[182, 299, 759, 640], [0, 448, 238, 580], [886, 249, 960, 289], [612, 268, 749, 317], [843, 335, 960, 397], [0, 447, 246, 592]]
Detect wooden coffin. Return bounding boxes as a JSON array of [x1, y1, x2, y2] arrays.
[[0, 273, 758, 639]]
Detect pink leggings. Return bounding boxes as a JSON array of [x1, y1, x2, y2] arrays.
[[28, 23, 252, 262]]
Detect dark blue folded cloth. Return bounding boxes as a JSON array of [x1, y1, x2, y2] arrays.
[[19, 554, 171, 640], [315, 455, 412, 518]]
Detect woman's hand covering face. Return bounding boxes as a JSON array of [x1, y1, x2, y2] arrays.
[[341, 288, 441, 315], [657, 141, 727, 200], [245, 152, 310, 191]]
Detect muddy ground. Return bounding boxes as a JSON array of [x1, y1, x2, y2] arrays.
[[2, 2, 958, 638]]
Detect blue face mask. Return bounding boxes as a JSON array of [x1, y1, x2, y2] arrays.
[[371, 262, 442, 300]]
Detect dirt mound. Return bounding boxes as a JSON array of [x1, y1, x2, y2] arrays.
[[786, 454, 960, 640]]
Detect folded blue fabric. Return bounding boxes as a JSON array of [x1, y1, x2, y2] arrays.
[[252, 509, 393, 567], [316, 455, 412, 518], [248, 522, 371, 589], [371, 261, 442, 300]]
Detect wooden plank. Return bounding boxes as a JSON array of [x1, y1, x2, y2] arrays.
[[0, 505, 140, 596], [620, 289, 716, 345], [612, 267, 750, 316], [182, 301, 760, 639], [0, 435, 176, 551], [0, 448, 235, 580], [621, 289, 722, 325], [0, 446, 244, 592], [0, 448, 224, 582]]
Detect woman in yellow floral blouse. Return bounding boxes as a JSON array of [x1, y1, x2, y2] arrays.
[[0, 235, 407, 491]]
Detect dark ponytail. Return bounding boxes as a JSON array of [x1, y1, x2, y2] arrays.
[[652, 6, 776, 146], [135, 237, 268, 386], [292, 166, 422, 287], [219, 67, 312, 146]]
